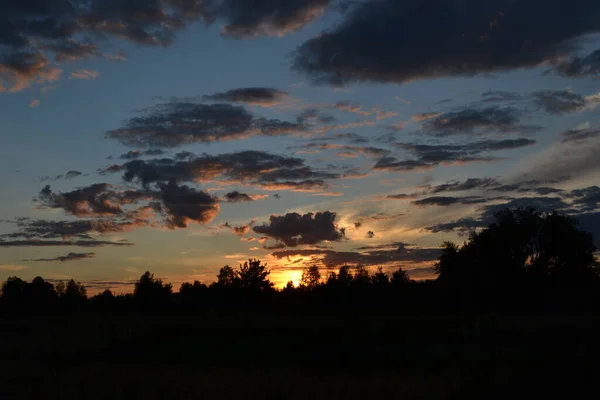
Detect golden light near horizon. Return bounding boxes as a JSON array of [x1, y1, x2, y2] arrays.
[[272, 269, 303, 288]]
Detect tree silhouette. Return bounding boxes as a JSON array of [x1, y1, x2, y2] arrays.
[[391, 268, 410, 286], [134, 271, 173, 306], [352, 265, 371, 286], [1, 277, 29, 305], [371, 267, 390, 286], [300, 266, 321, 289], [435, 208, 599, 294], [236, 259, 273, 291], [216, 265, 236, 286]]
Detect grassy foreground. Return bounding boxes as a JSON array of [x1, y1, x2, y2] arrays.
[[0, 311, 598, 399]]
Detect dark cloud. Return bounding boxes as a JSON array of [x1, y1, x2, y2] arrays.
[[420, 107, 540, 136], [0, 0, 337, 91], [156, 181, 219, 228], [0, 239, 132, 247], [106, 102, 302, 147], [223, 191, 267, 203], [424, 196, 570, 234], [299, 142, 391, 158], [297, 108, 337, 124], [204, 87, 289, 106], [395, 138, 535, 165], [427, 178, 501, 193], [253, 211, 344, 247], [28, 252, 95, 262], [357, 212, 405, 222], [310, 132, 369, 144], [272, 245, 440, 268], [373, 158, 433, 172], [120, 149, 166, 160], [65, 170, 83, 179], [221, 221, 253, 236], [215, 0, 332, 38], [38, 184, 123, 217], [334, 102, 397, 120], [424, 218, 484, 234], [355, 242, 410, 251], [533, 90, 587, 115], [481, 91, 523, 103], [293, 0, 600, 85], [556, 49, 600, 78], [111, 150, 338, 193], [567, 186, 600, 212], [561, 127, 600, 143], [40, 170, 83, 181], [374, 137, 533, 173], [412, 196, 489, 207]]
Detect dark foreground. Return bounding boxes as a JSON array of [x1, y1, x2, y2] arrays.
[[1, 311, 598, 399]]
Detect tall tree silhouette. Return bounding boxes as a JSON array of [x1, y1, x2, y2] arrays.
[[300, 266, 321, 289], [236, 259, 273, 291], [435, 208, 598, 293]]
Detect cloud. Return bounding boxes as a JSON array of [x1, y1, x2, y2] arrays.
[[481, 91, 523, 103], [221, 221, 254, 236], [156, 181, 220, 228], [567, 186, 600, 212], [0, 239, 132, 247], [1, 216, 152, 241], [29, 99, 40, 108], [70, 69, 99, 80], [0, 265, 28, 271], [293, 0, 600, 85], [533, 90, 600, 115], [106, 101, 302, 147], [204, 87, 290, 106], [297, 108, 337, 124], [119, 150, 167, 160], [216, 0, 332, 38], [223, 191, 268, 203], [520, 127, 600, 181], [37, 184, 124, 217], [412, 196, 489, 207], [334, 102, 397, 120], [253, 211, 344, 247], [40, 170, 83, 181], [28, 252, 96, 262], [419, 107, 540, 136], [298, 142, 392, 158], [272, 244, 440, 269], [373, 158, 434, 172], [556, 49, 600, 78], [371, 137, 534, 173], [424, 196, 570, 234], [310, 132, 369, 144], [412, 112, 442, 122], [110, 150, 338, 193], [561, 127, 600, 143], [65, 170, 83, 179], [0, 0, 335, 92], [426, 178, 501, 193], [392, 138, 536, 167]]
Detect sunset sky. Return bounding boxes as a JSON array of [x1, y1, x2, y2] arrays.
[[1, 0, 600, 293]]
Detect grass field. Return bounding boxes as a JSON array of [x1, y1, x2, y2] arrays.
[[1, 311, 598, 399]]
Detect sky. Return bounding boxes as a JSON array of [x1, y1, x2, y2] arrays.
[[1, 0, 600, 294]]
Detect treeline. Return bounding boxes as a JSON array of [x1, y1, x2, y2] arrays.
[[2, 208, 599, 314]]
